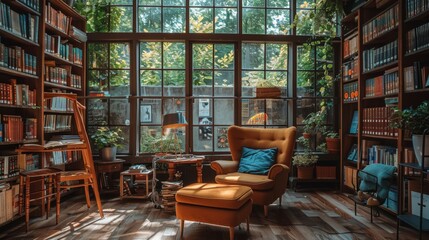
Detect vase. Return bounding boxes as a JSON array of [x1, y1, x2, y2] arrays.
[[101, 146, 117, 161], [303, 133, 312, 139], [297, 166, 314, 179], [326, 137, 340, 153], [412, 135, 429, 168]]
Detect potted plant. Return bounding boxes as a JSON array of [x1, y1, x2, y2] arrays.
[[302, 110, 327, 138], [390, 101, 429, 168], [292, 152, 319, 179], [91, 126, 124, 161], [255, 79, 281, 98], [324, 130, 340, 153]]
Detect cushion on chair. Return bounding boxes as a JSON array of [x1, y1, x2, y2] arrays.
[[238, 147, 277, 175], [175, 183, 253, 210], [215, 172, 275, 191]]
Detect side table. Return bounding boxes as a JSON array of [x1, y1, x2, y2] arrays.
[[94, 159, 125, 194], [120, 170, 153, 200]]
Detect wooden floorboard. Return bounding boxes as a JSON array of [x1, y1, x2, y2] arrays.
[[0, 190, 427, 240]]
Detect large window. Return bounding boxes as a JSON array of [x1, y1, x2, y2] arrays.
[[80, 0, 338, 158]]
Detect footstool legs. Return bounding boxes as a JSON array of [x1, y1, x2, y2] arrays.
[[180, 219, 184, 240]]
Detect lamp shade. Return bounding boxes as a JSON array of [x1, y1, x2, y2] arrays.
[[162, 112, 187, 129]]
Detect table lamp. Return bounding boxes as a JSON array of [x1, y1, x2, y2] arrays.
[[162, 112, 187, 158]]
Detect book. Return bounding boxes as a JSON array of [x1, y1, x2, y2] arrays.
[[349, 110, 358, 134], [347, 144, 358, 162]]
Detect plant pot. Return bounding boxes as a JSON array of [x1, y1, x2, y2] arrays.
[[255, 87, 281, 98], [297, 166, 314, 179], [326, 137, 340, 153], [100, 146, 117, 161], [412, 135, 429, 168], [303, 132, 311, 139], [316, 166, 336, 179]]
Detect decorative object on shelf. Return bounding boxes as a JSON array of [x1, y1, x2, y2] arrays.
[[292, 152, 319, 179], [91, 126, 124, 161], [390, 101, 429, 168], [255, 79, 281, 98], [162, 112, 188, 158]]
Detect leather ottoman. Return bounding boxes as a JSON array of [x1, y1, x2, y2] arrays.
[[175, 183, 253, 240]]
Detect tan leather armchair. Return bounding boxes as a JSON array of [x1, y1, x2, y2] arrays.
[[210, 125, 296, 216]]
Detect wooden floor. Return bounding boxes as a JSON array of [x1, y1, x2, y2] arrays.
[[0, 190, 427, 240]]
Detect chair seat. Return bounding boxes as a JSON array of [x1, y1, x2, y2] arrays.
[[175, 183, 253, 210], [215, 172, 275, 191], [60, 170, 91, 181]]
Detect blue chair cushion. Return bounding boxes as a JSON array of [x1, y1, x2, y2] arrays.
[[238, 147, 278, 175], [358, 164, 397, 202]]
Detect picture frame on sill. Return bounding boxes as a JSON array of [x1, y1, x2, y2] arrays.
[[141, 105, 152, 123]]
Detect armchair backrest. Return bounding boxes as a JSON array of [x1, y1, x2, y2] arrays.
[[227, 125, 296, 168]]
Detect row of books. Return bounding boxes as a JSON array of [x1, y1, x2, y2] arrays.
[[18, 0, 40, 12], [406, 0, 429, 19], [365, 68, 399, 97], [44, 34, 83, 64], [1, 115, 23, 142], [404, 61, 429, 91], [363, 40, 397, 72], [343, 81, 358, 103], [44, 114, 72, 133], [362, 107, 397, 137], [71, 74, 82, 89], [70, 26, 87, 42], [406, 21, 429, 54], [45, 151, 81, 166], [0, 2, 39, 42], [343, 34, 358, 59], [342, 57, 358, 82], [45, 2, 71, 34], [45, 65, 70, 86], [17, 153, 39, 171], [366, 145, 398, 167], [0, 155, 19, 179], [0, 43, 37, 75], [0, 184, 19, 224], [362, 4, 399, 44], [44, 96, 74, 112], [0, 81, 36, 106]]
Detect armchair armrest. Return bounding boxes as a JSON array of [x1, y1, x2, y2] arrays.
[[210, 160, 239, 175], [268, 164, 290, 180]]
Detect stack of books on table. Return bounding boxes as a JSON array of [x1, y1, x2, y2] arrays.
[[161, 181, 183, 212]]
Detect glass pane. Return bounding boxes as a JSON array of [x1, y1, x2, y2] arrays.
[[266, 71, 287, 88], [164, 70, 185, 96], [296, 98, 316, 125], [297, 46, 314, 70], [242, 43, 264, 69], [110, 70, 130, 96], [215, 126, 229, 151], [266, 44, 288, 70], [242, 8, 265, 34], [190, 0, 213, 6], [297, 0, 315, 7], [87, 99, 108, 125], [215, 44, 234, 69], [138, 7, 161, 32], [110, 99, 130, 125], [316, 45, 333, 70], [214, 99, 234, 124], [163, 7, 186, 33], [266, 99, 288, 125], [193, 44, 213, 69], [214, 71, 234, 96], [88, 70, 108, 93], [163, 98, 186, 114], [190, 8, 213, 33], [243, 99, 266, 125], [242, 70, 264, 97], [111, 0, 133, 4], [268, 0, 290, 8], [215, 0, 237, 6], [193, 127, 212, 151], [110, 43, 130, 68], [164, 42, 185, 69], [140, 99, 162, 124], [88, 43, 108, 69], [116, 126, 130, 154], [267, 9, 289, 35], [140, 42, 162, 68], [110, 6, 133, 32], [139, 0, 160, 5], [297, 71, 315, 97], [243, 0, 265, 7], [295, 9, 314, 35], [140, 70, 162, 96], [140, 126, 163, 153], [193, 70, 213, 96], [316, 71, 334, 97], [215, 8, 237, 33], [193, 99, 212, 124], [317, 99, 334, 124], [164, 0, 185, 6]]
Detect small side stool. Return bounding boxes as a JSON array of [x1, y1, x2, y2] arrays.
[[175, 183, 253, 240], [19, 168, 61, 232]]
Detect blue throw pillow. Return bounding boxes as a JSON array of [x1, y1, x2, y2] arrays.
[[238, 147, 278, 175]]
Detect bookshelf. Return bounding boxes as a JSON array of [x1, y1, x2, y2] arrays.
[[0, 0, 86, 226], [340, 0, 429, 220]]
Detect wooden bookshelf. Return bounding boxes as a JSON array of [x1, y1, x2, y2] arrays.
[[340, 0, 429, 222], [0, 0, 87, 227]]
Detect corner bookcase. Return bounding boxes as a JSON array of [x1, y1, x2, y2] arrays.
[[340, 0, 429, 219], [0, 0, 86, 226]]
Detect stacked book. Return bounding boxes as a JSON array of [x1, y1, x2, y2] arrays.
[[161, 181, 183, 212]]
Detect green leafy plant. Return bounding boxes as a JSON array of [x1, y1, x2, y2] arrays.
[[390, 101, 429, 135], [324, 130, 339, 139], [91, 126, 124, 149], [302, 110, 327, 135], [292, 152, 319, 167]]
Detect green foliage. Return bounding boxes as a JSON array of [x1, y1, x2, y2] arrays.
[[91, 126, 124, 149], [390, 101, 429, 135], [292, 152, 319, 167], [302, 110, 327, 135], [140, 131, 183, 154]]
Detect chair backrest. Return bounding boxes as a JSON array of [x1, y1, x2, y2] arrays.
[[227, 125, 296, 167]]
